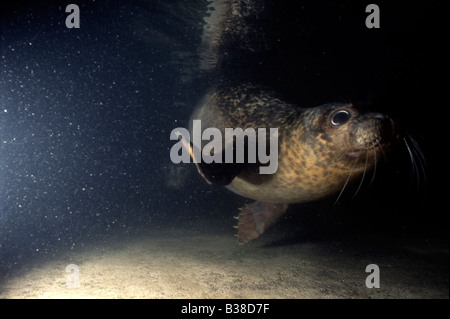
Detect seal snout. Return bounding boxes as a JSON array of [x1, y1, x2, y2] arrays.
[[372, 113, 397, 144], [350, 112, 396, 154]]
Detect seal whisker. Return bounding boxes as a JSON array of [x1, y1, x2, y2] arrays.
[[369, 141, 377, 186], [408, 135, 427, 188], [403, 137, 420, 190], [404, 134, 427, 190], [408, 135, 426, 166], [334, 155, 359, 205], [352, 149, 369, 199]]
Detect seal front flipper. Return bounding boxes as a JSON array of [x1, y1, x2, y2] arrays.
[[194, 159, 244, 186], [236, 201, 289, 244], [176, 130, 244, 186]]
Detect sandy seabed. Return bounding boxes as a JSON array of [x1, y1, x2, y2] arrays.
[[0, 222, 448, 299]]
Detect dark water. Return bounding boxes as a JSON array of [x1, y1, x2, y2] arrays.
[[0, 0, 446, 296], [0, 0, 220, 275]]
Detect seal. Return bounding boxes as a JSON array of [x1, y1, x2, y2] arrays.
[[187, 0, 402, 243], [188, 83, 399, 243]]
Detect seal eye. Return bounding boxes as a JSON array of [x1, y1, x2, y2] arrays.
[[330, 110, 351, 126]]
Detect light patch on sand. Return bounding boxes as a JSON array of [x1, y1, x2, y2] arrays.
[[0, 229, 448, 299]]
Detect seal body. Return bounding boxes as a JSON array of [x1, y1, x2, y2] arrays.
[[189, 84, 398, 242], [191, 84, 398, 203]]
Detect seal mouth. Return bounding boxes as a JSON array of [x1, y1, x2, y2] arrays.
[[346, 142, 386, 158], [346, 150, 366, 157]]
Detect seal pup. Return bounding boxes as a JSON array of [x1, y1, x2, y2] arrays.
[[186, 0, 404, 243]]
